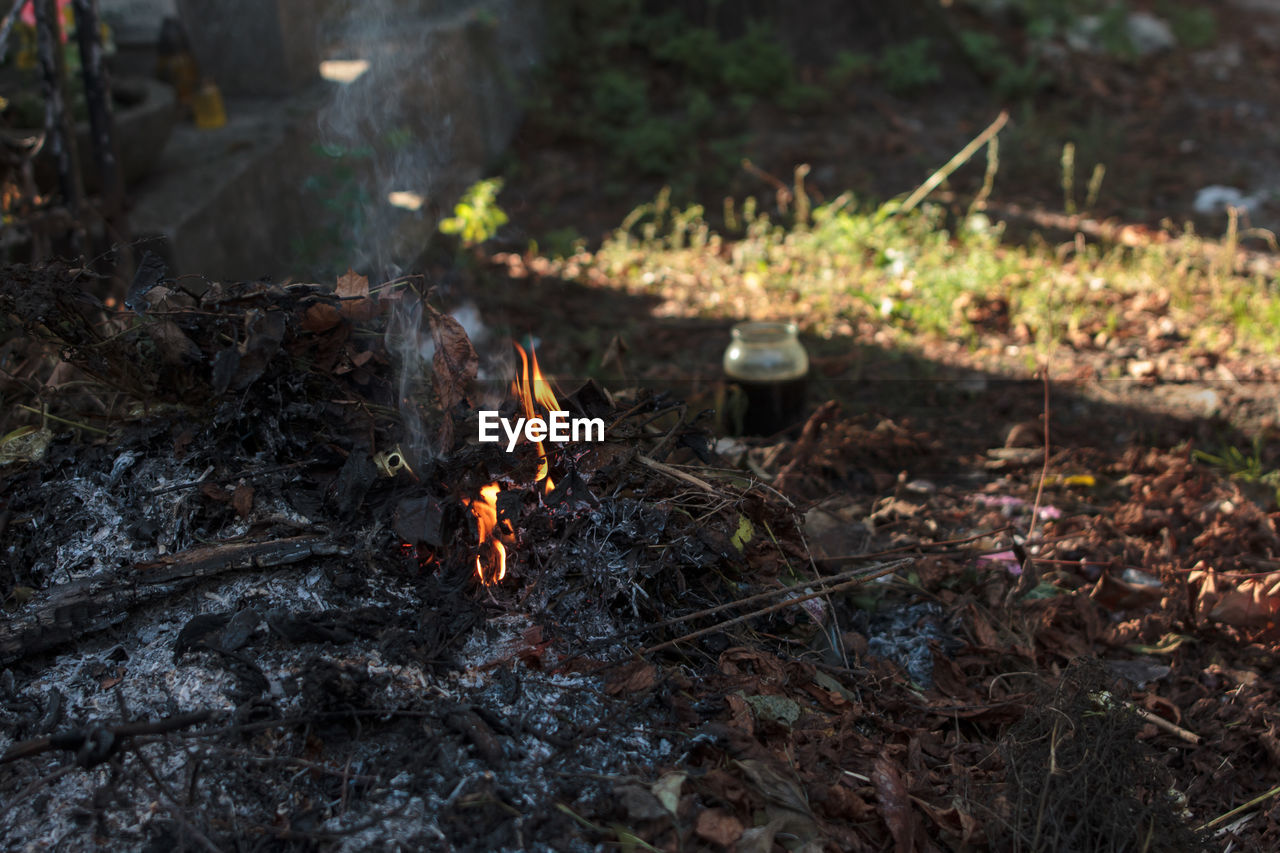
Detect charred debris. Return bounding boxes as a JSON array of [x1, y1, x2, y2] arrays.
[[0, 262, 1211, 851], [0, 261, 896, 851]]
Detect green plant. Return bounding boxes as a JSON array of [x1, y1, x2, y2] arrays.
[[1160, 2, 1216, 49], [958, 29, 1049, 100], [827, 49, 873, 88], [1194, 437, 1280, 506], [293, 142, 374, 273], [439, 178, 509, 247], [1094, 2, 1138, 60], [878, 38, 942, 96], [530, 1, 801, 186]]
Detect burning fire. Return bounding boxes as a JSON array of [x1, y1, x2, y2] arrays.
[[465, 342, 562, 586], [512, 342, 561, 493], [466, 482, 508, 585]]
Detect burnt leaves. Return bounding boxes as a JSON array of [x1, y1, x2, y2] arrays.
[[425, 301, 479, 450]]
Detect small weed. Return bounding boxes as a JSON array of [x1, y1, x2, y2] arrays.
[[531, 164, 1280, 368], [531, 2, 800, 185], [1160, 2, 1216, 49], [1194, 437, 1280, 507], [439, 178, 509, 247], [294, 142, 374, 273], [534, 226, 585, 259], [827, 49, 874, 89], [958, 29, 1049, 100], [879, 38, 942, 96]]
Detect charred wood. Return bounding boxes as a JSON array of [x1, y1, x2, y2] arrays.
[[0, 534, 347, 666]]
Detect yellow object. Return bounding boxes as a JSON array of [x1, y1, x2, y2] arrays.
[[1042, 473, 1097, 487], [192, 78, 226, 129], [15, 25, 36, 70]]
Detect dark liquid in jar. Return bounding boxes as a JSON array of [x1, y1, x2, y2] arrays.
[[734, 376, 808, 435]]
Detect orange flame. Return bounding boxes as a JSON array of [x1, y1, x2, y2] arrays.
[[512, 342, 561, 493], [466, 482, 507, 585]]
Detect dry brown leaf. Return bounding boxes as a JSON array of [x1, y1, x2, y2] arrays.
[[301, 303, 342, 332], [606, 661, 657, 695], [694, 808, 744, 847], [913, 797, 983, 845], [718, 646, 787, 684], [232, 483, 254, 520], [872, 755, 916, 853], [1208, 573, 1280, 628], [426, 304, 478, 414], [200, 482, 229, 503], [336, 269, 375, 321], [724, 693, 755, 737], [147, 320, 202, 365], [734, 759, 810, 815]]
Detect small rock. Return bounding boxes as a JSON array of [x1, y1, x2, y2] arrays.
[[1067, 12, 1177, 58], [1193, 43, 1243, 81], [1194, 185, 1263, 215], [1126, 12, 1178, 56], [1128, 359, 1157, 379]]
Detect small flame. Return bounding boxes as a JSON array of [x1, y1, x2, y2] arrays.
[[466, 482, 507, 585], [512, 342, 561, 493]]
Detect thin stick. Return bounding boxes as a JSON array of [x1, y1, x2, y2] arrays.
[[817, 526, 1013, 563], [636, 560, 907, 656], [626, 558, 915, 650], [16, 403, 110, 434], [1198, 783, 1280, 832], [1023, 368, 1052, 546], [1126, 703, 1201, 745], [899, 110, 1009, 215], [636, 453, 717, 493]]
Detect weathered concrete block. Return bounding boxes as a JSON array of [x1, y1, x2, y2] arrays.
[[175, 0, 319, 95]]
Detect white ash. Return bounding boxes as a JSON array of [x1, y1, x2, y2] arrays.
[[4, 543, 676, 851], [862, 601, 956, 688]]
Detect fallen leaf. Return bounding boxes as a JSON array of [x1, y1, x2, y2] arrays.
[[147, 319, 202, 365], [741, 693, 801, 728], [651, 771, 686, 817], [426, 303, 478, 414], [913, 797, 983, 844], [606, 660, 657, 695], [872, 755, 916, 853], [736, 818, 784, 853], [232, 483, 254, 519], [734, 758, 811, 815], [336, 269, 375, 321], [1208, 573, 1280, 628], [724, 693, 755, 737], [731, 514, 754, 552], [200, 482, 229, 503], [301, 302, 342, 332], [694, 808, 744, 846], [614, 783, 669, 822]]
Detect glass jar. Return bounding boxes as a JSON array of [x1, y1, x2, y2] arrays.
[[722, 321, 809, 435]]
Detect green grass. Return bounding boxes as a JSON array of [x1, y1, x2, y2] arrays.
[[533, 179, 1280, 368]]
